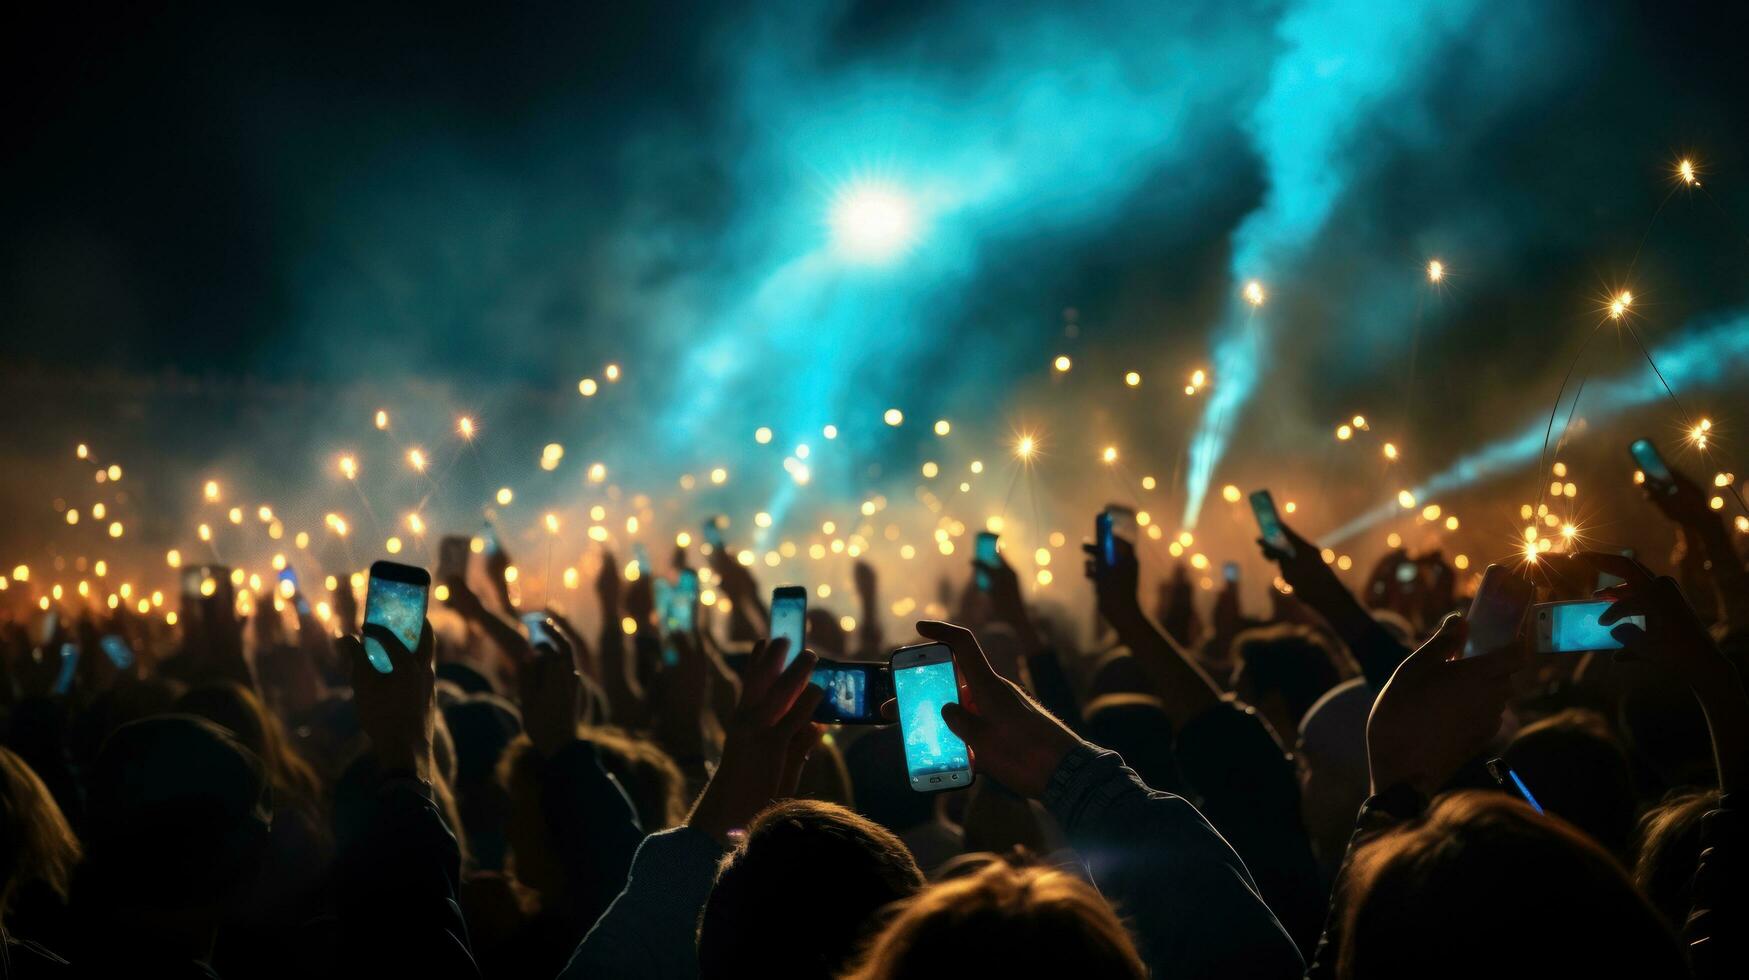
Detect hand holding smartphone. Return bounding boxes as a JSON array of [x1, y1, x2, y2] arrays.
[[1533, 599, 1645, 654], [1463, 564, 1534, 658], [891, 642, 974, 791], [1250, 490, 1294, 558], [809, 659, 893, 724], [363, 560, 430, 674], [1629, 438, 1677, 496]]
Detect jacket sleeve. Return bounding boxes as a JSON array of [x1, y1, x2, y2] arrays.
[[1042, 745, 1304, 980], [334, 778, 480, 979], [538, 739, 647, 927], [558, 826, 727, 980]]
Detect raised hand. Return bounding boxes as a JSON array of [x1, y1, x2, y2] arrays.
[[1584, 550, 1748, 793], [521, 622, 583, 759], [685, 638, 822, 844], [922, 620, 1083, 799], [1365, 613, 1525, 796], [1083, 531, 1143, 630], [343, 619, 437, 781]]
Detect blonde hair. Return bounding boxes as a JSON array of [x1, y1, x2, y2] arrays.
[[842, 859, 1146, 980], [0, 747, 81, 921]]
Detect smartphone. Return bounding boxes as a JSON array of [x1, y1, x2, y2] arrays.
[[1095, 512, 1117, 568], [278, 566, 310, 615], [1223, 561, 1240, 584], [810, 659, 893, 724], [479, 522, 501, 556], [1463, 564, 1534, 658], [53, 642, 79, 696], [1105, 505, 1137, 545], [1395, 561, 1419, 592], [437, 535, 470, 584], [362, 560, 431, 674], [1533, 599, 1643, 654], [891, 641, 974, 792], [671, 568, 699, 634], [703, 515, 726, 550], [100, 634, 135, 670], [522, 611, 557, 651], [1250, 490, 1294, 557], [39, 610, 59, 647], [770, 585, 807, 667], [1630, 438, 1676, 495], [974, 532, 999, 591], [1596, 548, 1636, 592]]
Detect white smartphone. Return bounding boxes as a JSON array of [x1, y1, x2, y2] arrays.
[[769, 585, 807, 667], [1463, 564, 1533, 658], [363, 560, 430, 674], [1533, 599, 1644, 654], [891, 641, 974, 792]]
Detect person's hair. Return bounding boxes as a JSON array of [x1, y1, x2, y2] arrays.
[[176, 682, 325, 813], [1082, 693, 1181, 794], [79, 715, 272, 911], [698, 800, 924, 980], [841, 857, 1147, 980], [0, 747, 81, 922], [1230, 624, 1344, 731], [1633, 787, 1720, 928], [1501, 708, 1636, 857], [580, 727, 686, 831], [1338, 791, 1685, 978]]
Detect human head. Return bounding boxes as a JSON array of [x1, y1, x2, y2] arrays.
[[1295, 677, 1373, 874], [1339, 791, 1684, 978], [1230, 623, 1344, 739], [79, 715, 271, 912], [842, 858, 1146, 980], [177, 682, 325, 810], [1501, 708, 1636, 857], [697, 799, 924, 980], [1082, 693, 1182, 794], [1633, 787, 1720, 927], [0, 747, 80, 923]]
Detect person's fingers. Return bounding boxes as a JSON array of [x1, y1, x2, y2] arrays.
[[1403, 612, 1468, 669], [1256, 537, 1285, 563], [1610, 622, 1651, 656], [338, 634, 369, 677], [878, 697, 897, 723], [758, 648, 818, 725], [1599, 595, 1650, 625], [916, 620, 1004, 696], [775, 683, 825, 735], [360, 623, 410, 674], [941, 701, 988, 744], [740, 638, 779, 703]]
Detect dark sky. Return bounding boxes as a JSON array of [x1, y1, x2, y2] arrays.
[[4, 0, 1749, 573]]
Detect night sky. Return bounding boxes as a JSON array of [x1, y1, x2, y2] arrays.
[[5, 0, 1749, 608]]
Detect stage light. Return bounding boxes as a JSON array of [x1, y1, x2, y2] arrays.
[[1427, 259, 1443, 282], [829, 181, 919, 263]]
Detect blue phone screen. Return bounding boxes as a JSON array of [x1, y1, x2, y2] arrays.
[[810, 664, 866, 720], [770, 594, 806, 667], [100, 634, 135, 670], [54, 643, 79, 695], [364, 577, 427, 673], [1548, 601, 1641, 653], [895, 659, 969, 781]]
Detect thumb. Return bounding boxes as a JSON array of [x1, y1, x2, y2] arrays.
[[1405, 612, 1468, 668], [941, 702, 988, 745]]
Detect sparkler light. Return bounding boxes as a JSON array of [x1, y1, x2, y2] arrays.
[[457, 416, 475, 438], [1609, 290, 1632, 319], [408, 448, 427, 472], [1054, 355, 1072, 373], [579, 378, 598, 397], [1015, 434, 1037, 459], [1677, 157, 1698, 186]]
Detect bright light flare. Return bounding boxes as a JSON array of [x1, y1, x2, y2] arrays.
[[828, 181, 920, 263], [1015, 434, 1038, 460], [1677, 157, 1699, 186], [1244, 281, 1266, 306], [1426, 259, 1444, 283], [407, 448, 427, 472], [457, 416, 475, 439], [1608, 290, 1633, 320]]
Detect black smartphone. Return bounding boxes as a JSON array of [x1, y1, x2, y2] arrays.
[[1223, 561, 1240, 584], [1249, 490, 1294, 557], [1462, 564, 1534, 659], [974, 532, 999, 591], [891, 641, 974, 792], [1630, 438, 1676, 496], [810, 659, 894, 724], [363, 560, 430, 674], [770, 585, 807, 667]]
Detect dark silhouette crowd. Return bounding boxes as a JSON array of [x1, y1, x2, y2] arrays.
[[0, 452, 1742, 980]]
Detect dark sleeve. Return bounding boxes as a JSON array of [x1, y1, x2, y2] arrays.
[[539, 739, 647, 926], [1305, 788, 1423, 980], [1043, 745, 1304, 980], [1174, 701, 1327, 955], [559, 827, 727, 980], [1686, 794, 1745, 980], [334, 778, 479, 979]]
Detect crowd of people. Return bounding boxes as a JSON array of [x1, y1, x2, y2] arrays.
[[0, 448, 1742, 979]]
